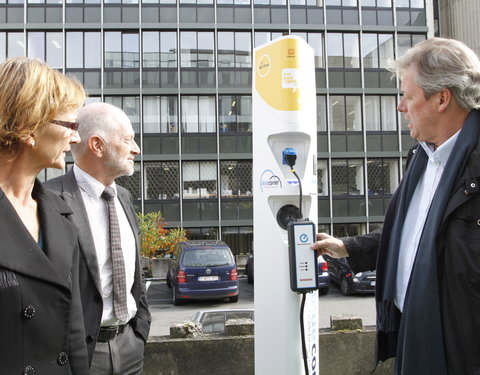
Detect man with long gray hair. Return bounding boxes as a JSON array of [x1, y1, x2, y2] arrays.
[[311, 37, 480, 374], [45, 102, 151, 374]]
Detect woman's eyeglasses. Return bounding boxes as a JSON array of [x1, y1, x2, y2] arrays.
[[51, 119, 80, 131]]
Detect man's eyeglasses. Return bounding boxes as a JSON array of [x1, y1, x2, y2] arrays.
[[51, 119, 80, 131]]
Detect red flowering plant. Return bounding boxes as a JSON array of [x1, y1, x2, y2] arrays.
[[137, 211, 187, 258]]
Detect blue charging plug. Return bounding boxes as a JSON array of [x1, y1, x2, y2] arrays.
[[282, 148, 298, 168]]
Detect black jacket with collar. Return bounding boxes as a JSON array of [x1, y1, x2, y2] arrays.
[[0, 180, 89, 375], [344, 126, 480, 374], [44, 169, 151, 366]]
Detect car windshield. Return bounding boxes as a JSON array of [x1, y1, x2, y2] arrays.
[[182, 248, 234, 267]]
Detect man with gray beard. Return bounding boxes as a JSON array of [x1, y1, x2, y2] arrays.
[[45, 102, 151, 375]]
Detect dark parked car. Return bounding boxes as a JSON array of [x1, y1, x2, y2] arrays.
[[166, 240, 239, 305], [191, 309, 254, 333], [245, 254, 330, 295], [324, 256, 376, 296], [317, 255, 330, 295], [246, 254, 254, 284]]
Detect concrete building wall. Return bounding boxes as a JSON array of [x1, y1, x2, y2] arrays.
[[439, 0, 480, 54]]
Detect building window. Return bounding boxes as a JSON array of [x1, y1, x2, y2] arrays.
[[318, 159, 331, 219], [362, 33, 393, 69], [317, 95, 327, 132], [290, 0, 323, 5], [116, 162, 142, 201], [181, 96, 216, 133], [219, 95, 252, 132], [333, 223, 364, 237], [253, 0, 286, 5], [329, 95, 362, 131], [66, 32, 101, 69], [363, 33, 395, 87], [327, 33, 361, 87], [143, 96, 178, 134], [184, 227, 219, 240], [361, 0, 391, 6], [397, 33, 426, 57], [221, 227, 253, 255], [326, 0, 357, 5], [332, 159, 364, 196], [220, 161, 252, 198], [182, 161, 217, 199], [364, 96, 396, 131], [105, 31, 139, 68], [217, 0, 250, 4], [27, 32, 63, 69], [218, 31, 251, 68], [367, 158, 399, 216], [327, 32, 359, 68], [367, 158, 399, 195], [254, 32, 284, 48], [0, 32, 26, 59], [317, 160, 329, 196], [180, 31, 214, 68], [105, 0, 139, 3], [396, 0, 425, 25], [396, 0, 424, 8], [144, 161, 180, 200], [142, 31, 177, 68]]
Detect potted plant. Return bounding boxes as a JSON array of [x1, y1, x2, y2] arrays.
[[137, 210, 187, 279]]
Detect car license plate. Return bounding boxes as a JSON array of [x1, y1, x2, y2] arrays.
[[198, 276, 219, 281], [370, 281, 376, 286]]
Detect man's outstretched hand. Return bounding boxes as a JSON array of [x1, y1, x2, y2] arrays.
[[310, 233, 349, 259]]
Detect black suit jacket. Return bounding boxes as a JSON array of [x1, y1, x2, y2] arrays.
[[44, 169, 151, 365], [0, 180, 89, 375]]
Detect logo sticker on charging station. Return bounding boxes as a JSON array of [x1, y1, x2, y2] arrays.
[[260, 169, 282, 192]]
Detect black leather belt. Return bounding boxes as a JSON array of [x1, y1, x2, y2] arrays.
[[97, 324, 127, 342]]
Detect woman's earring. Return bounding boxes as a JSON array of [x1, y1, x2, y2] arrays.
[[29, 139, 35, 148]]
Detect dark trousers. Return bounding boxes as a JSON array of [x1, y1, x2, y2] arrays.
[[90, 323, 145, 375]]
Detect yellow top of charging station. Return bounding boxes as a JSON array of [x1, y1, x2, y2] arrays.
[[255, 36, 311, 112]]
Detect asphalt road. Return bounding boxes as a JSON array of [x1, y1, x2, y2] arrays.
[[146, 276, 376, 337]]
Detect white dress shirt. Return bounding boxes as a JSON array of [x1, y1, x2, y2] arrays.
[[394, 131, 460, 312], [73, 165, 137, 325]]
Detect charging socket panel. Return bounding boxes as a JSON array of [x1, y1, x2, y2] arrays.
[[287, 220, 319, 293]]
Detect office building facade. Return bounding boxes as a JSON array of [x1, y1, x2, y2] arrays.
[[1, 0, 435, 254]]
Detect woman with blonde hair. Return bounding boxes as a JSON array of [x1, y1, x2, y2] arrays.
[[0, 57, 89, 375]]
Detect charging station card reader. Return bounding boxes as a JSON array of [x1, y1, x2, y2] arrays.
[[287, 220, 319, 292]]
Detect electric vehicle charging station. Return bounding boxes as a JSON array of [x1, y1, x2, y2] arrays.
[[253, 36, 318, 375]]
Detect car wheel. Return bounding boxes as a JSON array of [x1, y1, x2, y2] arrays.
[[340, 278, 352, 296], [318, 287, 329, 296], [172, 287, 184, 306], [229, 295, 239, 303]]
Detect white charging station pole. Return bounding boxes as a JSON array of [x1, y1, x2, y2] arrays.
[[253, 36, 319, 375]]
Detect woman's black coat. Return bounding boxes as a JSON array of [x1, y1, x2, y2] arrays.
[[0, 181, 88, 375]]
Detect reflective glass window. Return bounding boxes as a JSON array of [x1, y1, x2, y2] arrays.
[[0, 33, 5, 62], [331, 159, 364, 195], [181, 96, 215, 133], [85, 33, 101, 68], [143, 96, 178, 133], [219, 95, 252, 132], [66, 33, 83, 68], [180, 31, 214, 68], [182, 161, 218, 199], [328, 33, 361, 69], [330, 96, 361, 131]]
